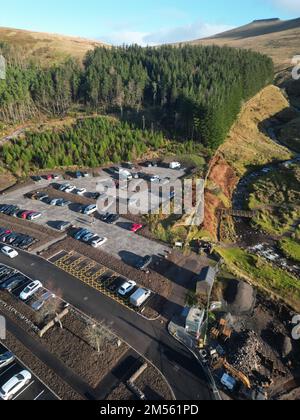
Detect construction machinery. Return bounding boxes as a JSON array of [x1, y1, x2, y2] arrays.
[[212, 357, 251, 389], [210, 319, 233, 342], [213, 357, 251, 389]]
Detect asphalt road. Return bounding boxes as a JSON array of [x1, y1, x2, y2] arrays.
[[0, 342, 58, 400], [0, 251, 213, 401]]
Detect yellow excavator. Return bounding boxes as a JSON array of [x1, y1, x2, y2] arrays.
[[213, 357, 251, 389]]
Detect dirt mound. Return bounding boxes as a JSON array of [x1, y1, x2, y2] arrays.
[[223, 280, 256, 315]]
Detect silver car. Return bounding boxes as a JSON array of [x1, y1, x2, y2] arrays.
[[0, 352, 15, 370]]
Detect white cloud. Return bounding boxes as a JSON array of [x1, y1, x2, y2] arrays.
[[100, 21, 234, 46], [271, 0, 300, 12]]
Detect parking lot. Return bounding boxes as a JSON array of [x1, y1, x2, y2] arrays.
[[0, 165, 185, 261], [0, 343, 58, 400], [50, 250, 155, 315]]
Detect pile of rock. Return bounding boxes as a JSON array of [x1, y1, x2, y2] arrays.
[[228, 330, 263, 376]]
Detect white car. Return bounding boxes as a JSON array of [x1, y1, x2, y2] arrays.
[[84, 205, 97, 215], [1, 246, 18, 259], [64, 185, 76, 193], [76, 188, 87, 196], [19, 280, 42, 301], [118, 281, 137, 297], [91, 237, 107, 248], [0, 370, 32, 400], [50, 199, 60, 206], [150, 175, 160, 183]]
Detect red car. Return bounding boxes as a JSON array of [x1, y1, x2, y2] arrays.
[[131, 224, 143, 233], [21, 211, 31, 219]]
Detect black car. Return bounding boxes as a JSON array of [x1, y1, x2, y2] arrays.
[[7, 206, 20, 217], [0, 232, 13, 243], [89, 192, 101, 200], [17, 236, 34, 249], [106, 214, 119, 224], [135, 255, 153, 271], [32, 176, 43, 182], [0, 275, 29, 292], [0, 269, 16, 284], [56, 221, 71, 232], [5, 233, 19, 244]]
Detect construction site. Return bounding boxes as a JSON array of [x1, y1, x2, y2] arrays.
[[194, 274, 300, 400]]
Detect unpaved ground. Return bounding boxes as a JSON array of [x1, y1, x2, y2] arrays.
[[211, 276, 300, 396], [41, 312, 128, 388], [106, 364, 174, 401], [0, 291, 128, 390], [3, 331, 82, 400]]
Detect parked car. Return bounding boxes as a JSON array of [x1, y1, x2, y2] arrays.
[[75, 171, 83, 179], [135, 255, 153, 271], [118, 280, 137, 297], [0, 352, 15, 370], [75, 188, 87, 196], [0, 370, 32, 400], [82, 232, 97, 243], [74, 229, 90, 241], [131, 224, 143, 233], [5, 233, 19, 244], [59, 183, 71, 192], [31, 291, 55, 311], [1, 246, 18, 259], [82, 172, 90, 178], [49, 198, 61, 206], [0, 275, 29, 292], [150, 175, 160, 183], [27, 212, 42, 221], [0, 268, 16, 284], [169, 161, 181, 170], [89, 192, 101, 200], [56, 221, 71, 232], [64, 185, 76, 193], [20, 280, 42, 301], [56, 199, 72, 207], [32, 176, 43, 182], [83, 205, 97, 215], [91, 237, 107, 248], [106, 214, 119, 224], [130, 288, 151, 308]]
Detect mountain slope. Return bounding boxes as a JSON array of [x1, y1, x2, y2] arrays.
[[186, 18, 300, 70], [0, 26, 108, 64]]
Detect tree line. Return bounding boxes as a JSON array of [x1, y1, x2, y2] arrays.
[[0, 42, 274, 150]]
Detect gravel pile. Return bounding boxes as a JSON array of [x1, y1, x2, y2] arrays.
[[227, 330, 263, 376]]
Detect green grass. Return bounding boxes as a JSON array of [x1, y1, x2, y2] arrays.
[[247, 164, 300, 236], [279, 237, 300, 263], [218, 247, 300, 311]]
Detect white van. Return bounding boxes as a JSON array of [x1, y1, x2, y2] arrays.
[[169, 162, 181, 170], [130, 288, 151, 308]]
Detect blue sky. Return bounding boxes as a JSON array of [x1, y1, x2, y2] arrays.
[[0, 0, 300, 45]]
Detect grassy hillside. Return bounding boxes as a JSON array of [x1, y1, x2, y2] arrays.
[[0, 27, 107, 64], [185, 18, 300, 70]]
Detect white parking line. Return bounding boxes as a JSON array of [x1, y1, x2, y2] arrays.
[[0, 362, 17, 378], [13, 380, 34, 400], [34, 390, 45, 400]]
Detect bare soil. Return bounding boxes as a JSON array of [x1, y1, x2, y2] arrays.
[[0, 291, 128, 389], [3, 330, 82, 400]]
